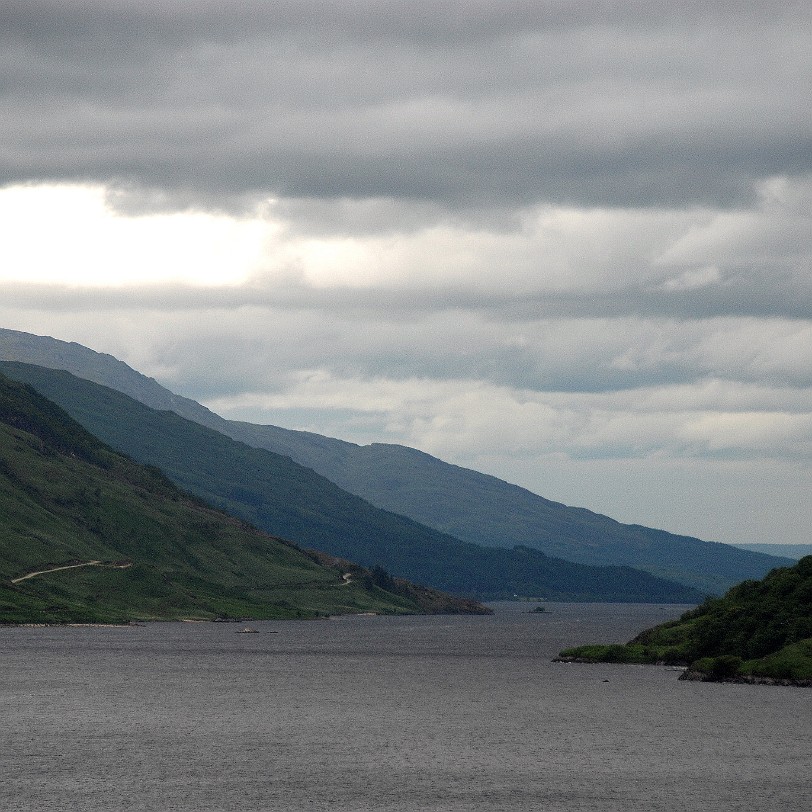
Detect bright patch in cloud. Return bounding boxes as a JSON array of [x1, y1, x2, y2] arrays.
[[0, 184, 277, 287], [659, 265, 722, 292]]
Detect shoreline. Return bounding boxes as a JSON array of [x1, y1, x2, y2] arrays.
[[678, 669, 812, 688], [553, 657, 811, 688]]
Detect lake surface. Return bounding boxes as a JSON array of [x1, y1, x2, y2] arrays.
[[1, 603, 809, 811]]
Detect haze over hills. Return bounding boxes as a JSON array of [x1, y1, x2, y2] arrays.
[[0, 360, 701, 603], [732, 543, 812, 561], [0, 328, 792, 594], [0, 372, 489, 623]]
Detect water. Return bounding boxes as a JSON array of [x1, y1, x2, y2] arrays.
[[1, 603, 809, 811]]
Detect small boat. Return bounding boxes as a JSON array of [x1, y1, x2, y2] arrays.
[[237, 626, 259, 634]]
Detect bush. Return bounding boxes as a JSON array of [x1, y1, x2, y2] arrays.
[[696, 655, 743, 680]]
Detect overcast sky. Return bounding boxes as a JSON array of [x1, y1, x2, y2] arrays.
[[1, 0, 810, 546]]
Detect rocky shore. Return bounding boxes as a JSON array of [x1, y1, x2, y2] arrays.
[[679, 670, 812, 688]]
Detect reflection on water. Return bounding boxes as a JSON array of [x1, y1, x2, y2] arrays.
[[1, 603, 809, 811]]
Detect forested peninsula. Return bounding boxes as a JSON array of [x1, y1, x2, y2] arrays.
[[557, 556, 812, 686]]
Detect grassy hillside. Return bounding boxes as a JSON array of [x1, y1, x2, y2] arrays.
[[0, 373, 486, 623], [557, 556, 812, 684], [0, 327, 788, 595], [0, 362, 702, 603]]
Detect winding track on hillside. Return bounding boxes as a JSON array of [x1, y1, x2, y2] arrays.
[[11, 561, 132, 584]]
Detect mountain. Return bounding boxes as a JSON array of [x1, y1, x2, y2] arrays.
[[556, 556, 812, 685], [0, 360, 702, 603], [0, 329, 790, 593], [0, 373, 491, 623], [240, 437, 791, 595], [730, 543, 812, 561]]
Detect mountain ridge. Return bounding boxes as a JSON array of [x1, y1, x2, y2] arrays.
[[732, 543, 812, 561], [0, 360, 702, 603], [0, 327, 792, 594], [1, 372, 491, 622]]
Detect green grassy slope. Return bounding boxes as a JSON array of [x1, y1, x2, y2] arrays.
[[0, 374, 484, 623], [0, 328, 787, 595], [0, 362, 702, 603], [557, 556, 812, 683]]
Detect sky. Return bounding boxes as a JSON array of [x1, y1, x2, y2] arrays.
[[1, 0, 810, 546]]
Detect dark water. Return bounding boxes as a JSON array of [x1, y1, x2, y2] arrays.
[[1, 603, 809, 811]]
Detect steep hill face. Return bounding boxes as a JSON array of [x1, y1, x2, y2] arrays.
[[248, 438, 789, 595], [0, 328, 206, 418], [0, 373, 486, 623], [0, 361, 702, 603], [557, 556, 812, 685], [0, 328, 790, 593]]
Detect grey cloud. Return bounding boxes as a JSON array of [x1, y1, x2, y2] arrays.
[[4, 282, 811, 398], [3, 1, 803, 47], [2, 260, 810, 322], [1, 1, 810, 210], [128, 315, 812, 460], [266, 198, 526, 237], [1, 1, 809, 549]]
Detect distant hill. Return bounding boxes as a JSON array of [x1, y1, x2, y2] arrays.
[[0, 373, 490, 623], [247, 438, 790, 594], [557, 556, 812, 685], [0, 361, 702, 603], [0, 327, 791, 594], [730, 543, 812, 561]]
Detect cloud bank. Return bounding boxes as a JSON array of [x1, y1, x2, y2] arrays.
[[2, 0, 810, 209], [1, 1, 810, 545]]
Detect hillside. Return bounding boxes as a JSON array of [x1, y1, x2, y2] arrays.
[[0, 327, 790, 594], [246, 438, 789, 595], [557, 556, 812, 685], [731, 543, 812, 561], [0, 361, 702, 603], [0, 373, 488, 623]]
